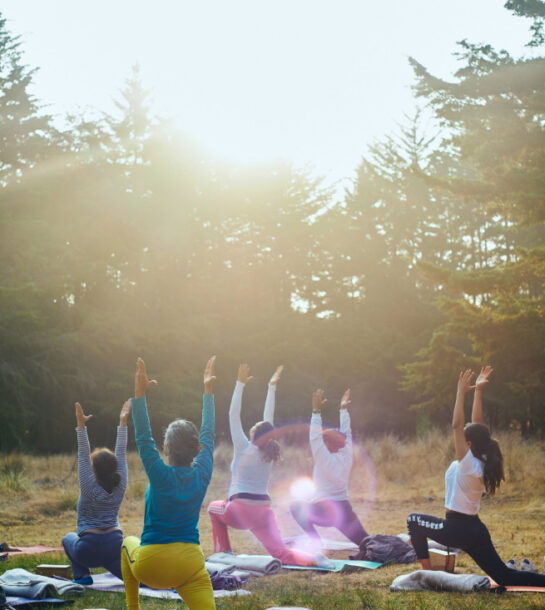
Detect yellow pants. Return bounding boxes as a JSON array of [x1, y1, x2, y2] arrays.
[[121, 536, 215, 610]]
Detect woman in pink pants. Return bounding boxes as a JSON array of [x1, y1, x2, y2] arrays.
[[208, 364, 326, 567]]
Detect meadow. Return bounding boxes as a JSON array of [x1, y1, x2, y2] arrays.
[[1, 430, 545, 609]]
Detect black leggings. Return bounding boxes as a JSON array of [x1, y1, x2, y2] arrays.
[[407, 512, 545, 587]]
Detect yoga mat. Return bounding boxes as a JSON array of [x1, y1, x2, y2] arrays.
[[490, 584, 545, 592], [7, 597, 72, 607], [7, 546, 64, 557], [283, 536, 359, 552], [283, 559, 382, 572], [86, 572, 251, 599]]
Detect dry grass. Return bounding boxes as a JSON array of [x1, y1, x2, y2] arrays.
[[1, 430, 545, 608]]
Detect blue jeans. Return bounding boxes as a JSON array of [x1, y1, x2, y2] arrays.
[[62, 530, 123, 580]]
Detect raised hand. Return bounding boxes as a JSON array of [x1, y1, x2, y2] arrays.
[[135, 357, 158, 399], [312, 389, 327, 413], [237, 363, 253, 384], [269, 365, 284, 386], [204, 355, 216, 394], [457, 369, 474, 395], [340, 388, 351, 410], [75, 402, 93, 428], [472, 366, 493, 391], [119, 399, 132, 426]]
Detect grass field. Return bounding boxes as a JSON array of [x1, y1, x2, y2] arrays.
[[1, 429, 545, 609]]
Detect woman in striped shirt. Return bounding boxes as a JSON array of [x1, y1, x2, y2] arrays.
[[62, 400, 130, 584]]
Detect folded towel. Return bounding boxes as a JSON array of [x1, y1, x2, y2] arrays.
[[0, 569, 84, 599], [205, 561, 235, 576], [206, 553, 282, 576], [390, 570, 490, 592]]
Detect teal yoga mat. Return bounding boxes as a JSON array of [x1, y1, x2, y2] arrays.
[[283, 559, 382, 572]]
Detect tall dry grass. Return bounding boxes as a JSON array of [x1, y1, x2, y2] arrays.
[[1, 429, 544, 556]]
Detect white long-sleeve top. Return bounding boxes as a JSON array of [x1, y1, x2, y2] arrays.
[[228, 380, 276, 498], [310, 409, 352, 502]]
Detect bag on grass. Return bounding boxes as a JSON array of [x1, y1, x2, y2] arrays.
[[350, 534, 417, 564]]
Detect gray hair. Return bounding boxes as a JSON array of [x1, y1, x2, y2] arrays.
[[164, 419, 200, 467]]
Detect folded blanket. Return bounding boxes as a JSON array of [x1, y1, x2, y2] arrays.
[[0, 569, 84, 599], [206, 553, 282, 576], [390, 570, 490, 592], [205, 561, 235, 575]]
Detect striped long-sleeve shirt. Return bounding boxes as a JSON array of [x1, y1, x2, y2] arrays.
[[76, 425, 128, 535]]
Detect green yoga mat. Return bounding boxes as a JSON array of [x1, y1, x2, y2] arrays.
[[283, 559, 382, 572]]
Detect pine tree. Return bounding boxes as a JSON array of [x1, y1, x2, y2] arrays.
[[0, 13, 52, 184]]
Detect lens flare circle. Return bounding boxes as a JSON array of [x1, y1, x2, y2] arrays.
[[289, 476, 316, 501]]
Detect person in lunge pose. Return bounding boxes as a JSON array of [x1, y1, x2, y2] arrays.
[[208, 364, 324, 566], [121, 356, 217, 610], [290, 388, 369, 548], [62, 399, 130, 584], [407, 366, 545, 586]]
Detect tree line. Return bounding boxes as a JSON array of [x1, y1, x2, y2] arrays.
[[1, 1, 544, 453]]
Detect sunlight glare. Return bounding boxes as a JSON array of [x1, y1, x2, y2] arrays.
[[289, 476, 316, 501]]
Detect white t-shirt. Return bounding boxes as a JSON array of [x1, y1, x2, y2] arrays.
[[310, 410, 352, 502], [444, 449, 485, 515], [228, 380, 275, 498]]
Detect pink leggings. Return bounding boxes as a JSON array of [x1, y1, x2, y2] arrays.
[[207, 500, 315, 566]]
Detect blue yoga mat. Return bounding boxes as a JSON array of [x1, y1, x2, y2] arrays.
[[283, 559, 382, 572]]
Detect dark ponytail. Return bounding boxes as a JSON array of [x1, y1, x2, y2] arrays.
[[252, 421, 281, 463], [483, 438, 504, 496], [464, 423, 505, 495], [91, 448, 121, 493]]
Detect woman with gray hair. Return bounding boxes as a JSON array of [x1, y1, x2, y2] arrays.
[[121, 356, 217, 610]]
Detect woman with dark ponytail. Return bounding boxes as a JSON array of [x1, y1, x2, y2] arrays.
[[407, 366, 545, 586], [62, 400, 130, 584], [208, 364, 325, 566]]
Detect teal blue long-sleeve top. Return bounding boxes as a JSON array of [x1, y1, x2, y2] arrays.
[[131, 394, 215, 545]]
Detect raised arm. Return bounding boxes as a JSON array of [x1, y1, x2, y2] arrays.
[[263, 365, 283, 424], [452, 369, 474, 461], [115, 399, 131, 490], [339, 389, 352, 453], [229, 364, 253, 453], [309, 389, 328, 457], [75, 402, 96, 497], [193, 356, 216, 482], [130, 358, 168, 484], [471, 366, 493, 424]]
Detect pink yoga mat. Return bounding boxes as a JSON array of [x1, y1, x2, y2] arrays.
[[493, 585, 545, 592], [490, 581, 545, 593], [7, 546, 63, 556]]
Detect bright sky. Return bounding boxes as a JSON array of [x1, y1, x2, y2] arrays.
[[1, 1, 535, 190]]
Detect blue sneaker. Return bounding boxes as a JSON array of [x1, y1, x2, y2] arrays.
[[73, 575, 93, 585]]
